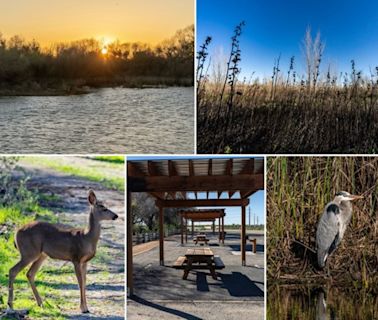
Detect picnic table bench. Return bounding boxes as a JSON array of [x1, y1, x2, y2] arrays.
[[172, 248, 225, 280], [193, 234, 209, 245]]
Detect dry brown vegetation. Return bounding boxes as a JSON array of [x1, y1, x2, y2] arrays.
[[267, 157, 378, 293], [197, 25, 378, 154]]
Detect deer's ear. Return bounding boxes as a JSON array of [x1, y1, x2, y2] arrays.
[[88, 190, 97, 205]]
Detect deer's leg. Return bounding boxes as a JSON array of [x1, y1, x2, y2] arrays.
[[81, 263, 88, 311], [8, 258, 32, 309], [74, 262, 89, 313], [27, 254, 47, 306]]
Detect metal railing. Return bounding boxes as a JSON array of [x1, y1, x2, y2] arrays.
[[133, 229, 181, 245]]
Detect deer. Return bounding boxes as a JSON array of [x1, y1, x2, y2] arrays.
[[7, 189, 118, 313]]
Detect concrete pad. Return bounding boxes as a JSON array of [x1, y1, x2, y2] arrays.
[[128, 231, 265, 319]]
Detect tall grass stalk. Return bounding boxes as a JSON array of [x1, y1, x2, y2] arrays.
[[267, 157, 378, 293]]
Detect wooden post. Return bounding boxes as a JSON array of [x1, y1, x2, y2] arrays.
[[251, 238, 257, 253], [159, 206, 164, 266], [191, 220, 194, 237], [241, 205, 246, 266], [212, 220, 215, 234], [222, 216, 225, 245], [127, 191, 133, 296], [185, 218, 188, 243], [181, 214, 184, 245], [218, 217, 221, 243]]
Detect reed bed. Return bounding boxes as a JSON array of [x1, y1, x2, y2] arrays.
[[197, 24, 378, 154], [267, 157, 378, 293]]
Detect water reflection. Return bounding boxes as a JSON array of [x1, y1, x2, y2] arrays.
[[268, 284, 377, 320], [0, 87, 194, 153]]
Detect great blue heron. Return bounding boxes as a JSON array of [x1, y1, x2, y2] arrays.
[[316, 191, 363, 269]]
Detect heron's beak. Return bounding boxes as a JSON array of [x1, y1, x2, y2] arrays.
[[350, 194, 364, 201]]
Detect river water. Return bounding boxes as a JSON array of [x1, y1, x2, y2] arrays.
[[0, 87, 194, 153]]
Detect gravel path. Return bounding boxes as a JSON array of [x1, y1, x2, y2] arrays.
[[20, 159, 125, 319]]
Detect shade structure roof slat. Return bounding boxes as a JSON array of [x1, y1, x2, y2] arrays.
[[128, 157, 264, 200]]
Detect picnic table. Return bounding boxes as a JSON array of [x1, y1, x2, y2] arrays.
[[193, 234, 209, 245], [173, 248, 225, 280]]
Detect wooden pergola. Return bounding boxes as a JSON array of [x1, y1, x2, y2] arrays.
[[180, 209, 226, 244], [127, 157, 264, 296]]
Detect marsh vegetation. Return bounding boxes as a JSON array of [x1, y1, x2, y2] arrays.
[[266, 157, 377, 318], [197, 24, 378, 154]]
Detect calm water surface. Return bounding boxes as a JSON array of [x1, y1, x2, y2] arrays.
[[268, 285, 377, 320], [0, 87, 194, 153]]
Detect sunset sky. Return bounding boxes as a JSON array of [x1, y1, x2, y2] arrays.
[[0, 0, 194, 46]]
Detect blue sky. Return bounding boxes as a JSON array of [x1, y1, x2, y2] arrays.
[[186, 190, 265, 225], [128, 155, 265, 225], [197, 0, 378, 79]]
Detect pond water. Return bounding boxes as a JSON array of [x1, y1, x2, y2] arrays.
[[0, 87, 194, 153], [268, 285, 377, 320]]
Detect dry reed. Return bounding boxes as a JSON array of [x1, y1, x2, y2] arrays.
[[267, 157, 378, 293]]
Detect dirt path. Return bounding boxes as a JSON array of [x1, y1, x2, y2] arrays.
[[20, 160, 125, 319]]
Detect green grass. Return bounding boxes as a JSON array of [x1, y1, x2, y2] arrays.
[[21, 156, 125, 191], [91, 156, 125, 164], [0, 205, 70, 319]]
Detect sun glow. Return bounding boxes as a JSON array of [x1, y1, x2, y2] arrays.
[[101, 47, 108, 55]]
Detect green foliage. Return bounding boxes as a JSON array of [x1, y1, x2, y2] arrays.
[[22, 156, 124, 191], [91, 156, 125, 164]]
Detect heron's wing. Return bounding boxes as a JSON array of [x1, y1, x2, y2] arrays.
[[316, 203, 340, 257]]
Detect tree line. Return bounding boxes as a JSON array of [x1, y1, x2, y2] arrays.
[[0, 25, 194, 91]]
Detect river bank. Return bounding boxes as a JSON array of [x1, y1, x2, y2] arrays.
[[0, 76, 193, 96]]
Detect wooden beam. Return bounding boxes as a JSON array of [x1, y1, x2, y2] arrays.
[[189, 160, 194, 176], [148, 161, 160, 176], [159, 206, 164, 266], [208, 159, 212, 176], [148, 192, 165, 200], [127, 162, 145, 177], [240, 158, 254, 174], [217, 191, 222, 199], [218, 218, 221, 243], [240, 190, 258, 199], [222, 216, 225, 245], [156, 198, 249, 208], [189, 218, 217, 222], [181, 211, 225, 219], [168, 160, 178, 176], [128, 174, 264, 193], [228, 191, 236, 199], [241, 205, 246, 266], [225, 159, 233, 176], [127, 191, 133, 296], [185, 218, 188, 243], [181, 214, 184, 245]]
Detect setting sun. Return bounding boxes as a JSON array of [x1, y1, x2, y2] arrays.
[[101, 47, 108, 55]]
